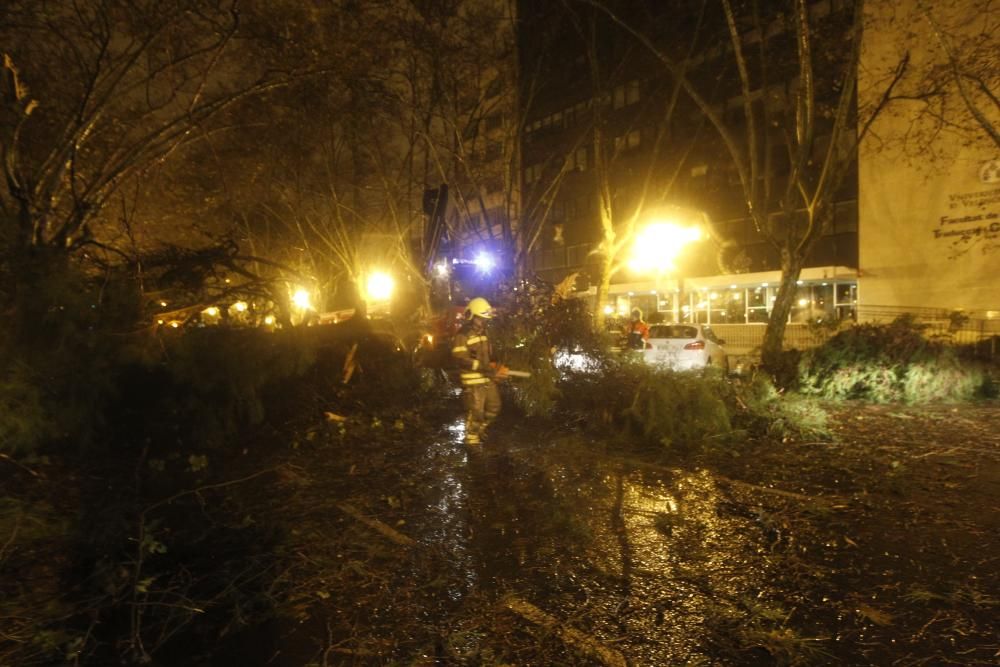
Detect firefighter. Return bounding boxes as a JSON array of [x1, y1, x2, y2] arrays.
[[626, 307, 650, 350], [451, 297, 507, 445]]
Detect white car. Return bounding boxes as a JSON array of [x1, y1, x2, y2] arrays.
[[642, 324, 728, 371]]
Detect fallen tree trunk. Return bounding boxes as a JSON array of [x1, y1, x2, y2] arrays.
[[503, 597, 627, 667], [334, 502, 416, 547]]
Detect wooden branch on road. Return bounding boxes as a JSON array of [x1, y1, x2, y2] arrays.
[[714, 474, 832, 503], [503, 597, 627, 667], [334, 502, 416, 547]]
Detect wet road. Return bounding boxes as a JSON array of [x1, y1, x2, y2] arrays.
[[403, 418, 783, 665], [238, 404, 1000, 665]]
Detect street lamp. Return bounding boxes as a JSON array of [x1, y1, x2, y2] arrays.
[[366, 271, 394, 302], [627, 220, 702, 274], [292, 288, 312, 310]]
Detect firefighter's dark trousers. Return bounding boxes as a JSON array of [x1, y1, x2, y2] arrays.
[[462, 381, 501, 444]]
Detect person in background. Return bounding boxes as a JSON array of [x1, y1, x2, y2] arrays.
[[626, 307, 650, 350], [451, 297, 507, 445]]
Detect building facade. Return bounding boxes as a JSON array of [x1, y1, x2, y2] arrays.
[[858, 0, 999, 320], [519, 0, 1000, 324]]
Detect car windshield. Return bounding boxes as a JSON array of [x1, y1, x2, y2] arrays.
[[648, 325, 698, 339]]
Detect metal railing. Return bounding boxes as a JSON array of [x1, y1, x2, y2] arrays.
[[711, 306, 999, 361]]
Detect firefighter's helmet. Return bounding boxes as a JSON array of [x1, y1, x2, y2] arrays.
[[465, 297, 494, 320]]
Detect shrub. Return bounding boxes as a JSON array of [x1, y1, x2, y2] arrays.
[[490, 278, 603, 417], [798, 315, 989, 403], [625, 366, 733, 450], [156, 327, 319, 450], [556, 356, 831, 451], [0, 361, 56, 455], [736, 374, 829, 439], [902, 356, 989, 403]]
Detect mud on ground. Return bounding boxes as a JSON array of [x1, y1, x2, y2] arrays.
[[208, 400, 998, 666]]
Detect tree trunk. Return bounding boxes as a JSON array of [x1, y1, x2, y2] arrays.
[[760, 250, 803, 373], [594, 255, 613, 331]]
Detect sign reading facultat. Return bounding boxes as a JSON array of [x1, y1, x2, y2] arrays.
[[935, 180, 1000, 261]]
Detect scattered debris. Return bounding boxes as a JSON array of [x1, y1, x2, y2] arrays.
[[503, 597, 627, 667], [334, 502, 416, 547]]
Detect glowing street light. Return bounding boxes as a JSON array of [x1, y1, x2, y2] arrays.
[[292, 288, 312, 310], [434, 261, 450, 278], [233, 301, 248, 313], [627, 221, 702, 274], [366, 271, 394, 302]]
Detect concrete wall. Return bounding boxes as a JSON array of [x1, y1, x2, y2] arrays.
[[858, 0, 999, 317]]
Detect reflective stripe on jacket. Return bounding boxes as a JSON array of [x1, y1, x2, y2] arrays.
[[452, 331, 493, 386]]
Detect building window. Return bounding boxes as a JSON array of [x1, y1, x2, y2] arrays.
[[541, 247, 564, 269], [657, 293, 675, 314], [564, 101, 588, 126], [525, 163, 541, 184], [613, 80, 641, 109], [567, 243, 591, 266], [614, 129, 640, 152], [746, 286, 769, 323], [835, 283, 857, 320]]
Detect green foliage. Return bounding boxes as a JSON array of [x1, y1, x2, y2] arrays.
[[557, 355, 830, 452], [490, 280, 603, 417], [557, 354, 731, 451], [625, 366, 733, 450], [1, 253, 421, 460], [738, 375, 829, 440], [0, 257, 148, 454], [798, 315, 990, 403], [162, 328, 317, 450], [0, 362, 56, 454]]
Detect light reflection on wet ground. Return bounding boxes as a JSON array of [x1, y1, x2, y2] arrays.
[[399, 423, 777, 664], [234, 403, 1000, 665]]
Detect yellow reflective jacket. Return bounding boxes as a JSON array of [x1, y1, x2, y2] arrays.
[[451, 327, 493, 386]]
